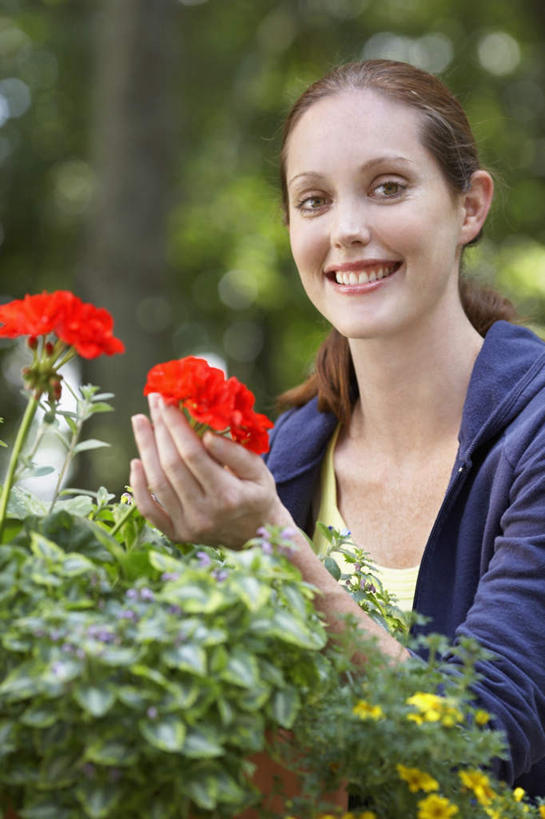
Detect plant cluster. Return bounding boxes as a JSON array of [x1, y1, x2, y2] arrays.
[[0, 291, 544, 818]]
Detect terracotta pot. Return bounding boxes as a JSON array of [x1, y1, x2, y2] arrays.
[[238, 732, 348, 819]]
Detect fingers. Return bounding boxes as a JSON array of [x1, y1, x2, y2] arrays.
[[129, 457, 175, 538], [131, 411, 190, 524], [202, 430, 265, 482]]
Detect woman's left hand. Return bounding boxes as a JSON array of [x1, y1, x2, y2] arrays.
[[130, 394, 292, 547]]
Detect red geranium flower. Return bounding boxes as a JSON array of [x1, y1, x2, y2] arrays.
[[0, 290, 125, 359], [143, 356, 273, 454]]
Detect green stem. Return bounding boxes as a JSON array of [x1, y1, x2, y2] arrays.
[[0, 392, 40, 541], [109, 502, 137, 537]]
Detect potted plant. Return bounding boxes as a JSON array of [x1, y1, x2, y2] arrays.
[[0, 292, 543, 818]]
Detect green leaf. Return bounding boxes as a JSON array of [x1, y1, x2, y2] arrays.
[[21, 704, 57, 728], [0, 661, 42, 700], [76, 782, 122, 818], [29, 532, 65, 561], [324, 555, 341, 581], [87, 402, 114, 413], [73, 439, 110, 454], [162, 643, 207, 676], [6, 485, 48, 519], [270, 610, 326, 649], [61, 553, 96, 576], [221, 648, 259, 688], [85, 739, 138, 766], [73, 684, 116, 717], [38, 753, 78, 788], [270, 686, 301, 728], [139, 716, 186, 752], [148, 550, 183, 574], [182, 726, 223, 758], [99, 646, 141, 666], [230, 575, 270, 610], [184, 765, 219, 810], [55, 495, 94, 517]]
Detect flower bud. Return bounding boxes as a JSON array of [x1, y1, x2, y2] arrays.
[[27, 336, 38, 350], [45, 341, 55, 356]]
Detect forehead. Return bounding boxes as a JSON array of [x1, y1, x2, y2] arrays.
[[285, 88, 430, 178]]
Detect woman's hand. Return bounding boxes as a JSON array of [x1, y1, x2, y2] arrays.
[[130, 393, 293, 547]]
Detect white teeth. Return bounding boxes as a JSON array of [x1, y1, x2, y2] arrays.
[[334, 264, 397, 285]]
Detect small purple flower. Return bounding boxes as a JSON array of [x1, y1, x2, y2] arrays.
[[362, 580, 376, 594], [196, 550, 211, 568], [256, 526, 270, 539], [50, 629, 63, 642], [168, 604, 182, 616], [76, 648, 85, 659], [97, 629, 115, 643], [280, 526, 296, 540], [353, 563, 361, 573], [340, 528, 351, 538], [147, 706, 158, 720], [161, 572, 180, 582], [261, 540, 273, 555], [118, 609, 137, 621], [125, 588, 138, 600], [212, 569, 228, 583], [140, 587, 155, 602], [51, 661, 65, 678], [62, 642, 74, 653]]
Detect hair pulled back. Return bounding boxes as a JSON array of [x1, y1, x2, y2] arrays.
[[278, 59, 517, 423]]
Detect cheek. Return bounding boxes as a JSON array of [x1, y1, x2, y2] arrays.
[[289, 222, 326, 273]]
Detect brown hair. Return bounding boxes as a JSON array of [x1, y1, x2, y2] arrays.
[[278, 59, 517, 423]]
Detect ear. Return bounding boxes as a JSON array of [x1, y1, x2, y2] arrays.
[[459, 170, 494, 245]]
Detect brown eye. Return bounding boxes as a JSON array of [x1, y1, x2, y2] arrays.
[[296, 195, 327, 212], [373, 180, 406, 198]]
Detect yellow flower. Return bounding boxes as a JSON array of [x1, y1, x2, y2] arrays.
[[475, 709, 491, 726], [459, 769, 495, 806], [358, 813, 377, 819], [397, 764, 439, 793], [513, 787, 525, 802], [352, 700, 384, 721], [539, 807, 545, 818], [406, 692, 462, 726], [341, 814, 356, 819], [484, 809, 502, 819], [417, 793, 458, 818]]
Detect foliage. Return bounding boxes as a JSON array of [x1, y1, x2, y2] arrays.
[[0, 510, 335, 818], [3, 1, 545, 491]]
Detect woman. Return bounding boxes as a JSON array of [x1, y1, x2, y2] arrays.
[[130, 60, 545, 796]]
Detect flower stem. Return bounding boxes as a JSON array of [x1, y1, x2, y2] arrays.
[[0, 393, 40, 541], [110, 502, 137, 537]]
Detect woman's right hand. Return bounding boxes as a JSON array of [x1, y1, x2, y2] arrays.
[[130, 393, 295, 547]]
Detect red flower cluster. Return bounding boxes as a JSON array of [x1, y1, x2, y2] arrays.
[[0, 291, 125, 358], [144, 356, 274, 455]]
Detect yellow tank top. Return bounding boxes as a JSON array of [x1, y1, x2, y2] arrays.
[[312, 425, 419, 611]]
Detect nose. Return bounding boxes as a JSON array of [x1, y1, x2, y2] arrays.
[[330, 199, 371, 248]]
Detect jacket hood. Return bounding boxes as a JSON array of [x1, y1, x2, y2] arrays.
[[459, 321, 545, 455]]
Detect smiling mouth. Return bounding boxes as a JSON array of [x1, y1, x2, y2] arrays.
[[328, 262, 401, 285]]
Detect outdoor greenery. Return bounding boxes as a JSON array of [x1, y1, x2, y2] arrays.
[[1, 0, 545, 493], [0, 332, 542, 816]]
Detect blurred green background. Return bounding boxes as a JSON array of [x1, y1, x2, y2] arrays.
[[1, 0, 545, 494]]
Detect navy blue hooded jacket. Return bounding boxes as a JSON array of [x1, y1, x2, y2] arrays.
[[264, 320, 545, 797]]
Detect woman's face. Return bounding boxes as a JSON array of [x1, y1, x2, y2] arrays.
[[285, 89, 471, 342]]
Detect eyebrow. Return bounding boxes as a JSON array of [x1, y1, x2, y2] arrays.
[[287, 155, 414, 188]]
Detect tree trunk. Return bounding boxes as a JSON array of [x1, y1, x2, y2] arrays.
[[77, 0, 179, 492]]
